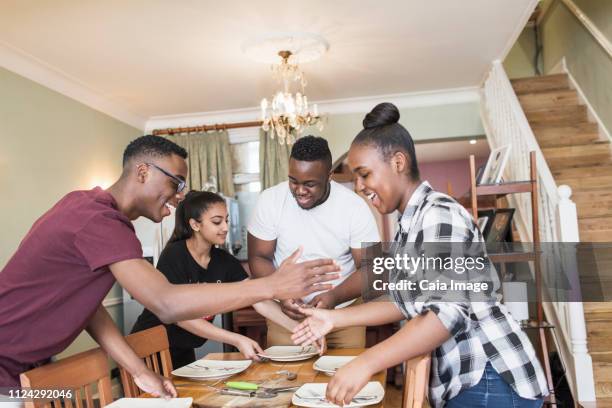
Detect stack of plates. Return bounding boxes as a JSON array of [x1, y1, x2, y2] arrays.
[[313, 356, 356, 376], [258, 345, 319, 362], [171, 359, 251, 380], [292, 382, 384, 407]]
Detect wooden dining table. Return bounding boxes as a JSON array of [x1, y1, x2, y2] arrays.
[[169, 348, 386, 408]]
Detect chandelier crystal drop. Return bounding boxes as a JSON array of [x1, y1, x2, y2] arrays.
[[260, 50, 324, 145]]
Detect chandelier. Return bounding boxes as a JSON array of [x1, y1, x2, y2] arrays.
[[260, 50, 324, 145]]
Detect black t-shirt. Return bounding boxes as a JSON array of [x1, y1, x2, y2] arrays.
[[131, 240, 248, 350]]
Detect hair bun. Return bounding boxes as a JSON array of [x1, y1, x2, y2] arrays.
[[363, 102, 400, 129]]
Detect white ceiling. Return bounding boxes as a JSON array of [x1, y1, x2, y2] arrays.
[[0, 0, 536, 127]]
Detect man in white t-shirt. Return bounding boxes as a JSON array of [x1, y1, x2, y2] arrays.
[[248, 136, 380, 348]]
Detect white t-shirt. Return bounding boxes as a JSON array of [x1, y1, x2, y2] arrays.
[[248, 180, 380, 304]]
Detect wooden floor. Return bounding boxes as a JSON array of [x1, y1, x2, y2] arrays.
[[581, 398, 612, 408]]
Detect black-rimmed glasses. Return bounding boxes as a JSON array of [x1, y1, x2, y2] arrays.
[[146, 162, 186, 193]]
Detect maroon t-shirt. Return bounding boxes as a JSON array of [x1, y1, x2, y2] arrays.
[[0, 187, 142, 387]]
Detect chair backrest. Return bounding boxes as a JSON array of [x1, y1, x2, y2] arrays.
[[402, 354, 431, 408], [119, 325, 173, 397], [20, 348, 113, 408]]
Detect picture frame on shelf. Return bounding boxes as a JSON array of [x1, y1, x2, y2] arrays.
[[477, 209, 496, 239], [475, 164, 486, 185], [479, 145, 511, 185], [486, 208, 515, 244], [477, 216, 488, 233]]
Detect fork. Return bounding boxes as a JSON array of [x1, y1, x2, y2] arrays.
[[175, 379, 223, 391], [191, 364, 238, 371], [294, 393, 378, 403]]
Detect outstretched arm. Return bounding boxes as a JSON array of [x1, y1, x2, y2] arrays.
[[111, 248, 340, 324], [291, 300, 403, 346], [325, 311, 450, 405], [86, 305, 176, 398], [176, 319, 264, 360], [252, 300, 299, 331]]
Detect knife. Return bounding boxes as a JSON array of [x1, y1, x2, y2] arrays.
[[226, 381, 300, 393]]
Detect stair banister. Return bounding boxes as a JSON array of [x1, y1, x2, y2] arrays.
[[480, 60, 596, 403], [557, 185, 596, 402]]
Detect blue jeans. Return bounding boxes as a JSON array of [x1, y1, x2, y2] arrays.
[[445, 363, 544, 407]]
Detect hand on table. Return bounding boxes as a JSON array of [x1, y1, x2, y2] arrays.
[[232, 334, 264, 361], [291, 307, 335, 347], [133, 368, 177, 399], [326, 358, 374, 406]]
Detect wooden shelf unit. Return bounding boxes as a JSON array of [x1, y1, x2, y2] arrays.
[[469, 151, 557, 406]]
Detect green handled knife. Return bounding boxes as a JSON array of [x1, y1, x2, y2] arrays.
[[226, 381, 259, 391]]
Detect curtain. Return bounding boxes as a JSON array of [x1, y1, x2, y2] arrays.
[[167, 130, 235, 197], [259, 129, 292, 190]]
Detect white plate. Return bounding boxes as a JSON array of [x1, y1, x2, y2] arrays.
[[171, 359, 251, 379], [105, 398, 193, 408], [258, 346, 319, 362], [313, 356, 356, 374], [292, 382, 384, 408]]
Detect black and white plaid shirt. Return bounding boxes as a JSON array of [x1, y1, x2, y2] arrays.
[[390, 181, 548, 407]]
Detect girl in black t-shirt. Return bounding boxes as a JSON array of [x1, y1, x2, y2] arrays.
[[132, 191, 302, 368]]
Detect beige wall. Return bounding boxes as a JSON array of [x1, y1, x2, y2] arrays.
[[504, 0, 612, 135], [0, 66, 141, 357], [307, 101, 484, 162]]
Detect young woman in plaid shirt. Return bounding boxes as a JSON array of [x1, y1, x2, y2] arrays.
[[291, 102, 548, 407]]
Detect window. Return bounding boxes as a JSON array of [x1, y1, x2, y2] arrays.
[[230, 140, 261, 192], [228, 129, 261, 260]]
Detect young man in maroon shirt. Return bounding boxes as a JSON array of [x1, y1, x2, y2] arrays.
[[0, 135, 339, 400]]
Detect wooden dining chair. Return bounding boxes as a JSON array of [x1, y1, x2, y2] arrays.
[[119, 325, 173, 397], [402, 354, 431, 408], [20, 348, 113, 408]]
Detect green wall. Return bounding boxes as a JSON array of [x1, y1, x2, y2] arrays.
[[308, 101, 484, 162], [541, 0, 612, 136], [504, 0, 612, 136], [0, 66, 141, 358], [573, 0, 612, 39], [504, 26, 538, 79]]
